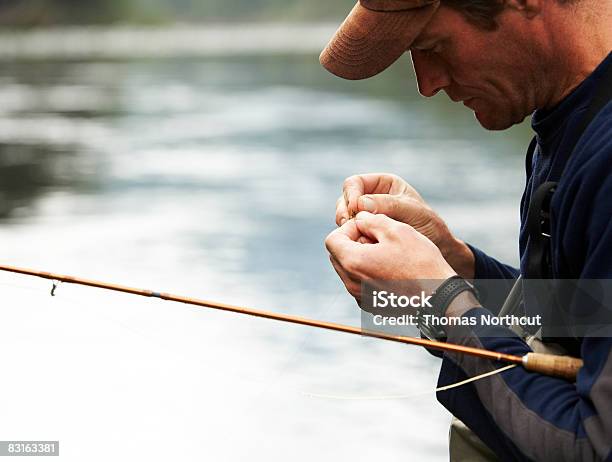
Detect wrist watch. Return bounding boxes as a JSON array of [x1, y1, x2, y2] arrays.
[[418, 276, 479, 341]]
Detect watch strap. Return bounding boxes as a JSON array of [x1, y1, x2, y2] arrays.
[[418, 276, 478, 340]]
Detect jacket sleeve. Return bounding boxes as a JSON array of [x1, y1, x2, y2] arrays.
[[437, 116, 612, 461], [437, 312, 612, 462], [468, 244, 520, 281], [466, 244, 519, 315]]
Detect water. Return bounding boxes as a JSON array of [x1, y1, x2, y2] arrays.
[[0, 25, 532, 461]]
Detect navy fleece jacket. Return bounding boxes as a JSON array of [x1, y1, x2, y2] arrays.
[[437, 53, 612, 461]]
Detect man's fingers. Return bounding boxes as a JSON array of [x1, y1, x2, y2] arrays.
[[357, 194, 425, 223], [324, 219, 361, 260], [358, 235, 376, 244], [334, 197, 377, 240], [342, 176, 365, 218], [335, 195, 349, 226], [329, 255, 362, 299], [354, 211, 406, 242], [347, 173, 402, 195], [342, 173, 410, 218]]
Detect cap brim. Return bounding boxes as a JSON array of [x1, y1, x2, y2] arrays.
[[320, 1, 438, 80]]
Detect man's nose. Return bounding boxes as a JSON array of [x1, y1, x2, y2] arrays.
[[410, 50, 451, 97]]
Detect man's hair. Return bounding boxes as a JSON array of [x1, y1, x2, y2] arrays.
[[443, 0, 578, 30]]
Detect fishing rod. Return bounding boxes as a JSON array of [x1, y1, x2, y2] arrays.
[[0, 263, 582, 381]]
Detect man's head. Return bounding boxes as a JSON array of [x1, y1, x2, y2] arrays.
[[321, 0, 605, 131]]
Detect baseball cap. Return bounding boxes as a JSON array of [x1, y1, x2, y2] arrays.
[[320, 0, 440, 80]]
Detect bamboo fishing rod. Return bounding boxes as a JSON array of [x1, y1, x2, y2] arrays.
[[0, 263, 583, 381]]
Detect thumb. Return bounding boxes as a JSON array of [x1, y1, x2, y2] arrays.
[[358, 194, 422, 223], [324, 219, 361, 260], [354, 211, 399, 243]]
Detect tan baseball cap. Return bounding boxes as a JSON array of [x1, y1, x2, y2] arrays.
[[320, 0, 440, 80]]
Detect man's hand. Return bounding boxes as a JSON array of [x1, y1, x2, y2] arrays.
[[335, 173, 475, 279], [325, 211, 456, 303]]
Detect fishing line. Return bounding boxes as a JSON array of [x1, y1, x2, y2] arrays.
[[0, 276, 231, 375], [0, 280, 44, 293], [0, 271, 348, 397], [303, 364, 517, 401], [241, 282, 348, 402]]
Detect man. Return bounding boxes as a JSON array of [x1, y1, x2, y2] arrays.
[[322, 0, 612, 460]]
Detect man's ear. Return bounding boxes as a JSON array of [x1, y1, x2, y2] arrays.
[[505, 0, 542, 18]]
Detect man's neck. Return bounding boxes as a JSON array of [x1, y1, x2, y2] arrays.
[[541, 3, 611, 110]]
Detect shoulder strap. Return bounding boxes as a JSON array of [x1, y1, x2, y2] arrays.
[[525, 181, 557, 278], [525, 57, 612, 279]]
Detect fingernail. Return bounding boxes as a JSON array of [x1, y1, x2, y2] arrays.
[[340, 217, 347, 226], [360, 196, 376, 212]]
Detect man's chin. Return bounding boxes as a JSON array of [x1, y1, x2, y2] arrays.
[[473, 109, 518, 131], [467, 98, 528, 130]]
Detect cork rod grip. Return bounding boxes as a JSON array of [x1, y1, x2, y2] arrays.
[[522, 353, 584, 381]]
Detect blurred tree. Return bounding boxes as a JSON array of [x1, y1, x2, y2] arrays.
[[188, 0, 355, 21], [0, 0, 131, 26], [0, 0, 356, 26]]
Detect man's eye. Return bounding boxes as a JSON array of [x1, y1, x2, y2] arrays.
[[413, 44, 440, 56], [410, 41, 444, 55]]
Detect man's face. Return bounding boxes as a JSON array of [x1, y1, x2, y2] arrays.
[[409, 6, 542, 130]]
